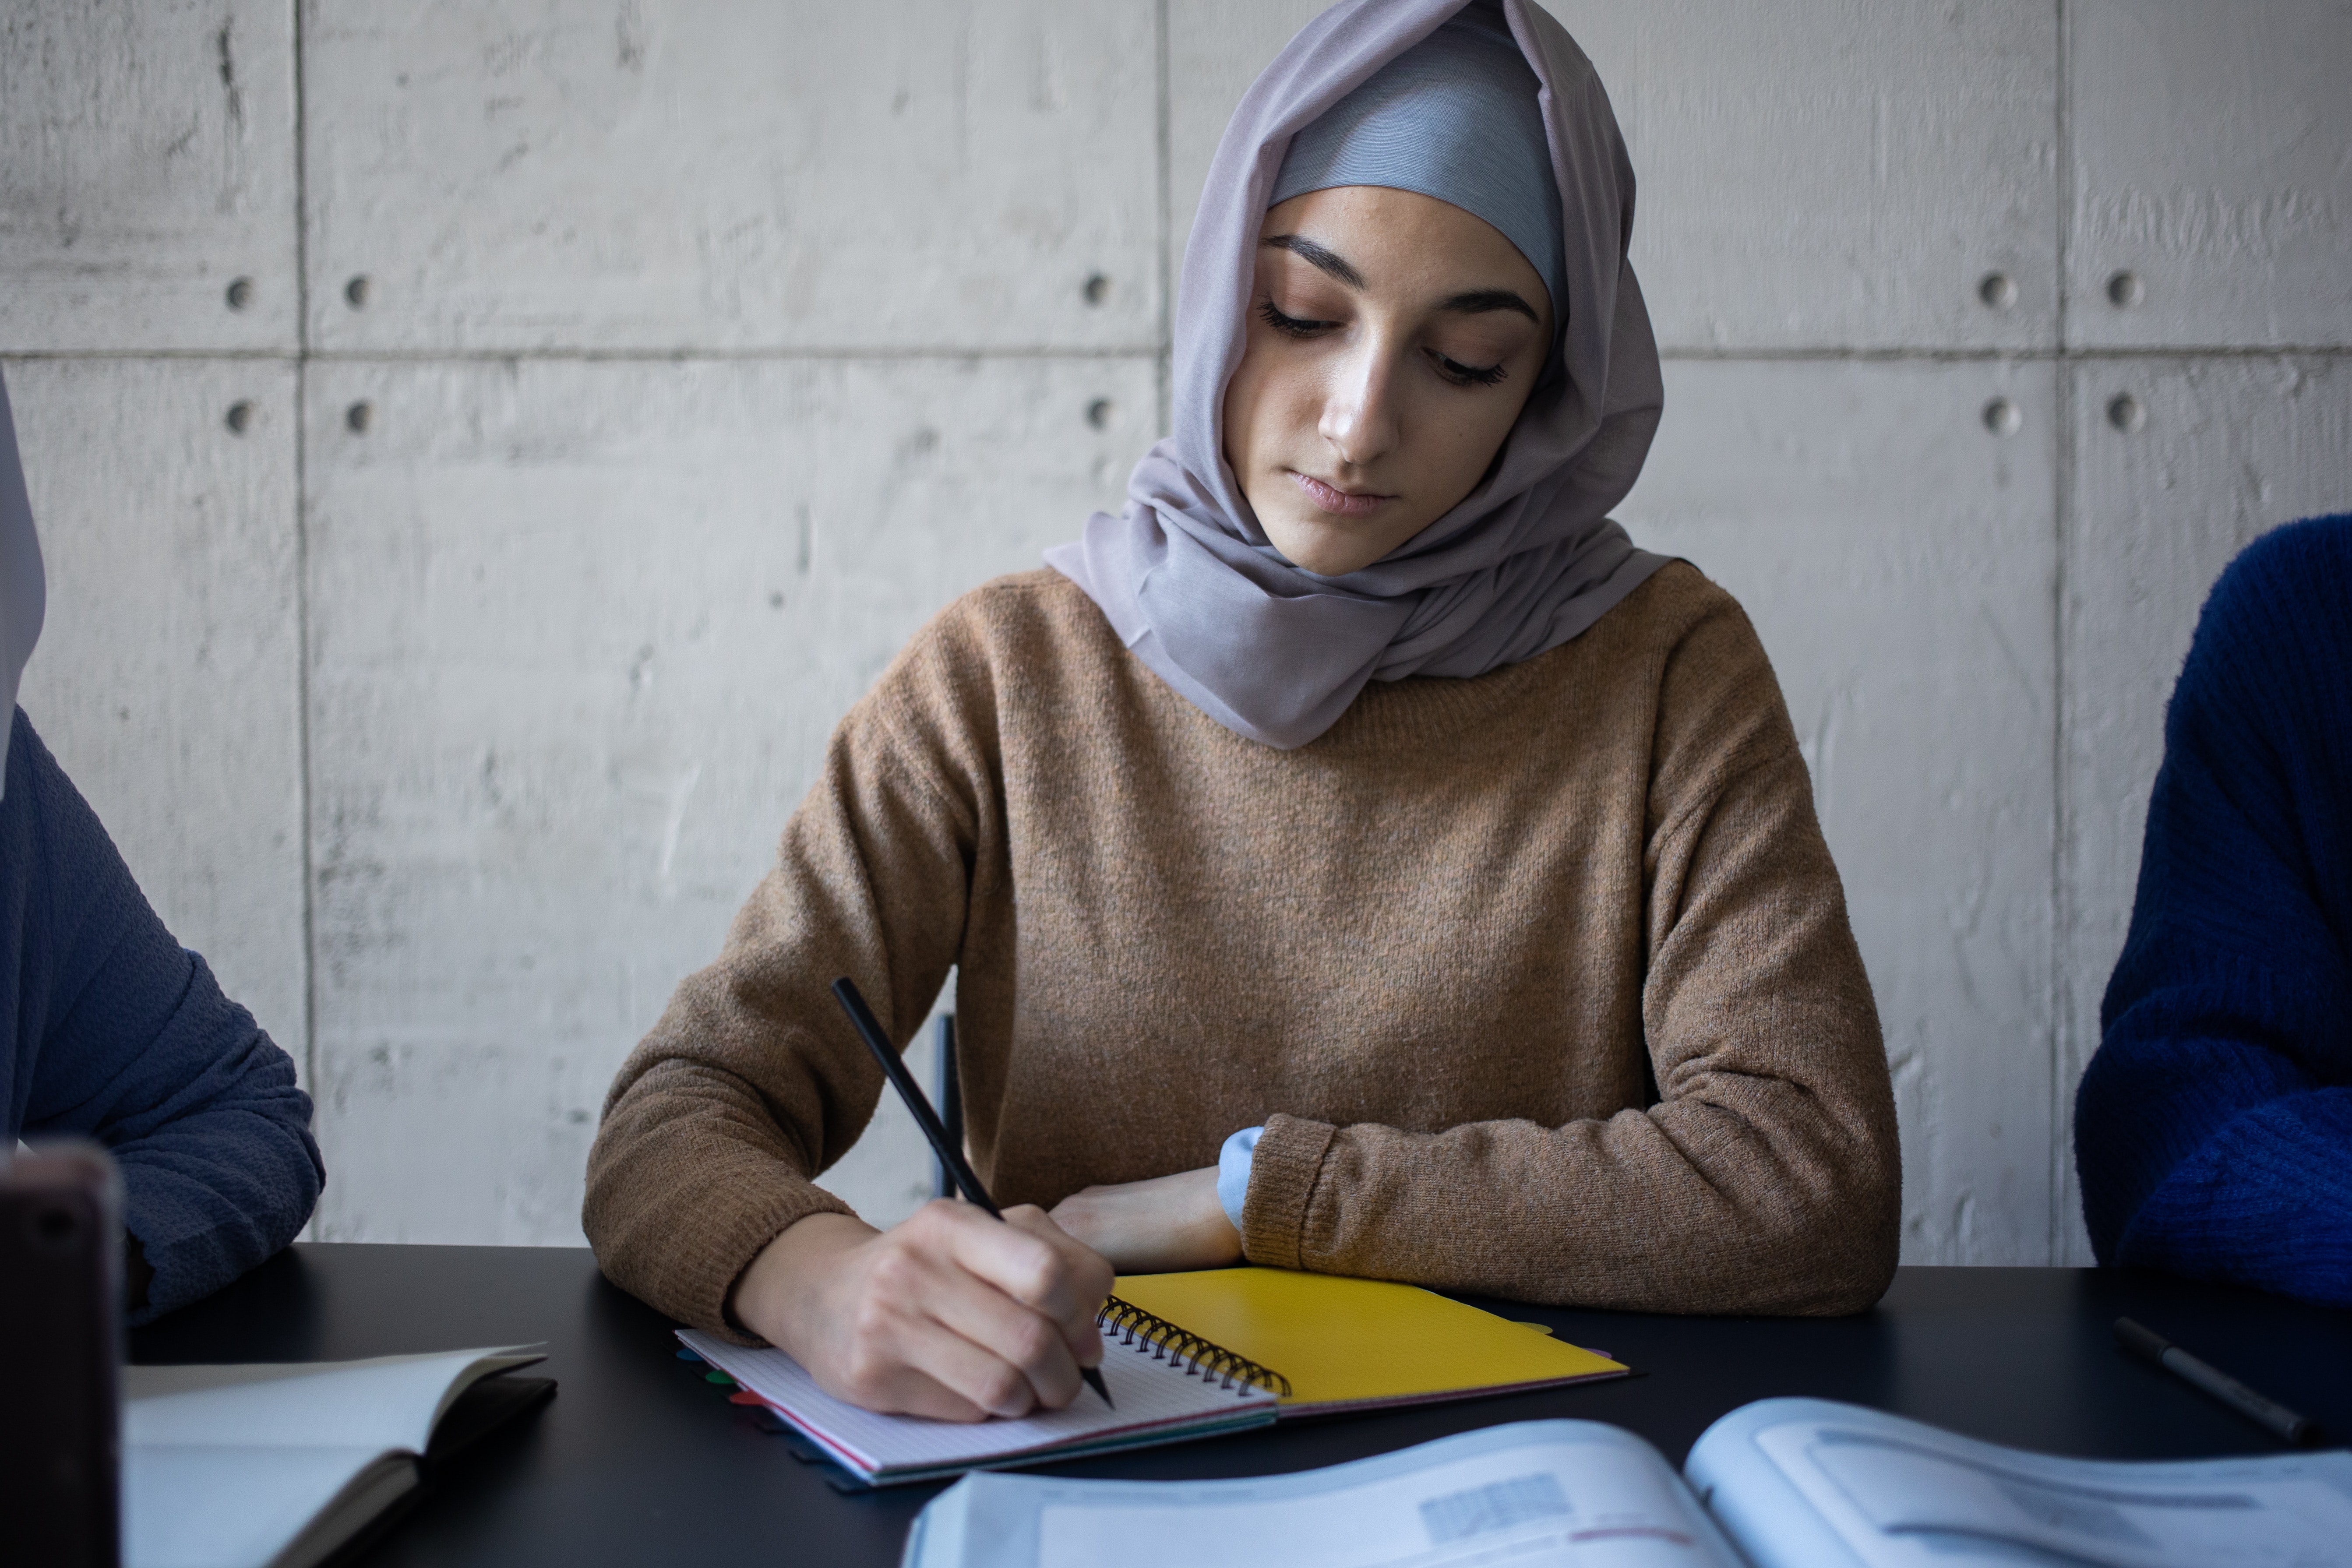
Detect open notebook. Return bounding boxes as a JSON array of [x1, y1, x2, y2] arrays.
[[122, 1346, 550, 1568], [688, 1266, 1626, 1485], [678, 1325, 1278, 1485], [906, 1400, 2352, 1568]]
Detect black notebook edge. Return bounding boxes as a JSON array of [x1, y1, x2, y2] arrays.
[[426, 1373, 559, 1467], [316, 1371, 559, 1567]]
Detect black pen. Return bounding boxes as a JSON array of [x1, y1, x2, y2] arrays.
[[2114, 1317, 2319, 1445], [830, 977, 1113, 1410]]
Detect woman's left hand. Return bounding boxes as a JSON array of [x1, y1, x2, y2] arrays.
[[1048, 1166, 1244, 1274]]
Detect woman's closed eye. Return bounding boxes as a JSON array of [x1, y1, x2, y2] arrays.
[[1429, 349, 1509, 388], [1258, 298, 1338, 338], [1260, 297, 1512, 389]]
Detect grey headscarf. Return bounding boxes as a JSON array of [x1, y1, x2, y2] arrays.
[[0, 369, 44, 798], [1047, 0, 1666, 750]]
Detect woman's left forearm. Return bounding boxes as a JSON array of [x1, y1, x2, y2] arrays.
[[1234, 1101, 1898, 1315], [1048, 1166, 1242, 1273]]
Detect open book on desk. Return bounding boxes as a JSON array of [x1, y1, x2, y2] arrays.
[[906, 1398, 2352, 1568], [123, 1345, 551, 1568]]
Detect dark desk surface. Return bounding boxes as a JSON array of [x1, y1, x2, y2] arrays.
[[129, 1246, 2352, 1566]]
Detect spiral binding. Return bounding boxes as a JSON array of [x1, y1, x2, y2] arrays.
[[1097, 1294, 1293, 1397]]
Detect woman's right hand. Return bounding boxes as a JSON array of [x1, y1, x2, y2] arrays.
[[727, 1200, 1114, 1422]]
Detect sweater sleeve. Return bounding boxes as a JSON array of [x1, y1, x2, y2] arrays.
[[1238, 599, 1901, 1315], [2073, 516, 2352, 1304], [4, 710, 323, 1323], [582, 622, 987, 1337]]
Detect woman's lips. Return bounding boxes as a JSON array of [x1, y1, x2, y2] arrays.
[[1290, 470, 1392, 517]]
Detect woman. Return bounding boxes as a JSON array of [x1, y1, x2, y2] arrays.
[[0, 368, 323, 1322], [2074, 514, 2352, 1306], [586, 0, 1898, 1422]]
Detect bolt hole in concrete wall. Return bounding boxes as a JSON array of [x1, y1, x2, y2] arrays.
[[3, 2, 2348, 1260]]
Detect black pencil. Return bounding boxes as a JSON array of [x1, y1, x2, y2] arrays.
[[2114, 1317, 2318, 1445], [830, 977, 1113, 1411]]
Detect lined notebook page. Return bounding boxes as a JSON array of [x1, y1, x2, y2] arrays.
[[678, 1328, 1276, 1474]]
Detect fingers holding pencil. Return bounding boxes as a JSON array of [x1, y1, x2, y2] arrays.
[[829, 976, 1118, 1410], [732, 1202, 1111, 1422], [994, 1203, 1117, 1369], [862, 1201, 1108, 1420]]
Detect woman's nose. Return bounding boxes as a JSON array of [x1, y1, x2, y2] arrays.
[[1317, 342, 1401, 468]]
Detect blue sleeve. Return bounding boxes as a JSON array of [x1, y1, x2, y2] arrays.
[[1216, 1125, 1263, 1231], [2073, 515, 2352, 1305], [3, 709, 323, 1322]]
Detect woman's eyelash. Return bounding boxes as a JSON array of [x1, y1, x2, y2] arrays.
[[1434, 354, 1509, 388], [1258, 299, 1332, 337], [1258, 298, 1507, 387]]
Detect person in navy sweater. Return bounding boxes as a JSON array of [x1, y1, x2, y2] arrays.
[[2075, 512, 2352, 1306], [1, 370, 321, 1323]]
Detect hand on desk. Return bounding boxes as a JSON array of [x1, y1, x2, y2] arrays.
[[1050, 1166, 1244, 1273], [729, 1202, 1113, 1423]]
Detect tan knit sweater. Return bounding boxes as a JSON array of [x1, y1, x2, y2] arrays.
[[584, 563, 1901, 1334]]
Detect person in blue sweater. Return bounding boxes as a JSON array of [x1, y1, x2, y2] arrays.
[[0, 370, 322, 1323], [2075, 512, 2352, 1307]]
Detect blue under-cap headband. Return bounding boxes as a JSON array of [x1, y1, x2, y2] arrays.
[[1269, 2, 1566, 321]]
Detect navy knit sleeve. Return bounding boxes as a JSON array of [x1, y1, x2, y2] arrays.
[[2, 709, 324, 1321], [2073, 514, 2352, 1305]]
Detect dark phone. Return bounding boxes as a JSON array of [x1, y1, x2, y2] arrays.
[[0, 1142, 123, 1568]]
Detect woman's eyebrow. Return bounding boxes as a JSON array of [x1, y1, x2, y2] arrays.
[[1260, 236, 1539, 324], [1436, 288, 1540, 323], [1261, 234, 1364, 289]]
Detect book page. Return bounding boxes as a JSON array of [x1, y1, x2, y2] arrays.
[[124, 1345, 544, 1455], [1688, 1397, 2352, 1568], [906, 1419, 1744, 1568], [122, 1445, 411, 1568], [680, 1328, 1275, 1478]]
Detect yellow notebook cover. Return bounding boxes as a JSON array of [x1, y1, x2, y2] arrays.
[[1109, 1267, 1630, 1416]]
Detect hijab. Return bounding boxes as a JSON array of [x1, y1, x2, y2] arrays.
[[0, 369, 44, 797], [1269, 2, 1567, 325], [1046, 0, 1666, 750]]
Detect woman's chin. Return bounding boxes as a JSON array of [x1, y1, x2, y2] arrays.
[[1274, 540, 1368, 576], [1284, 538, 1414, 577], [1262, 515, 1387, 576]]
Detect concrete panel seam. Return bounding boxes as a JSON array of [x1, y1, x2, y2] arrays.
[[2048, 355, 2074, 1261], [1656, 347, 2352, 364], [2055, 0, 2073, 353], [293, 0, 318, 1109], [2048, 0, 2072, 1261], [0, 351, 309, 363], [1155, 0, 1174, 437], [12, 348, 2350, 369], [12, 349, 2347, 374]]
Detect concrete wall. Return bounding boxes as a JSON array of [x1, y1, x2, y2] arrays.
[[5, 0, 2347, 1263]]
